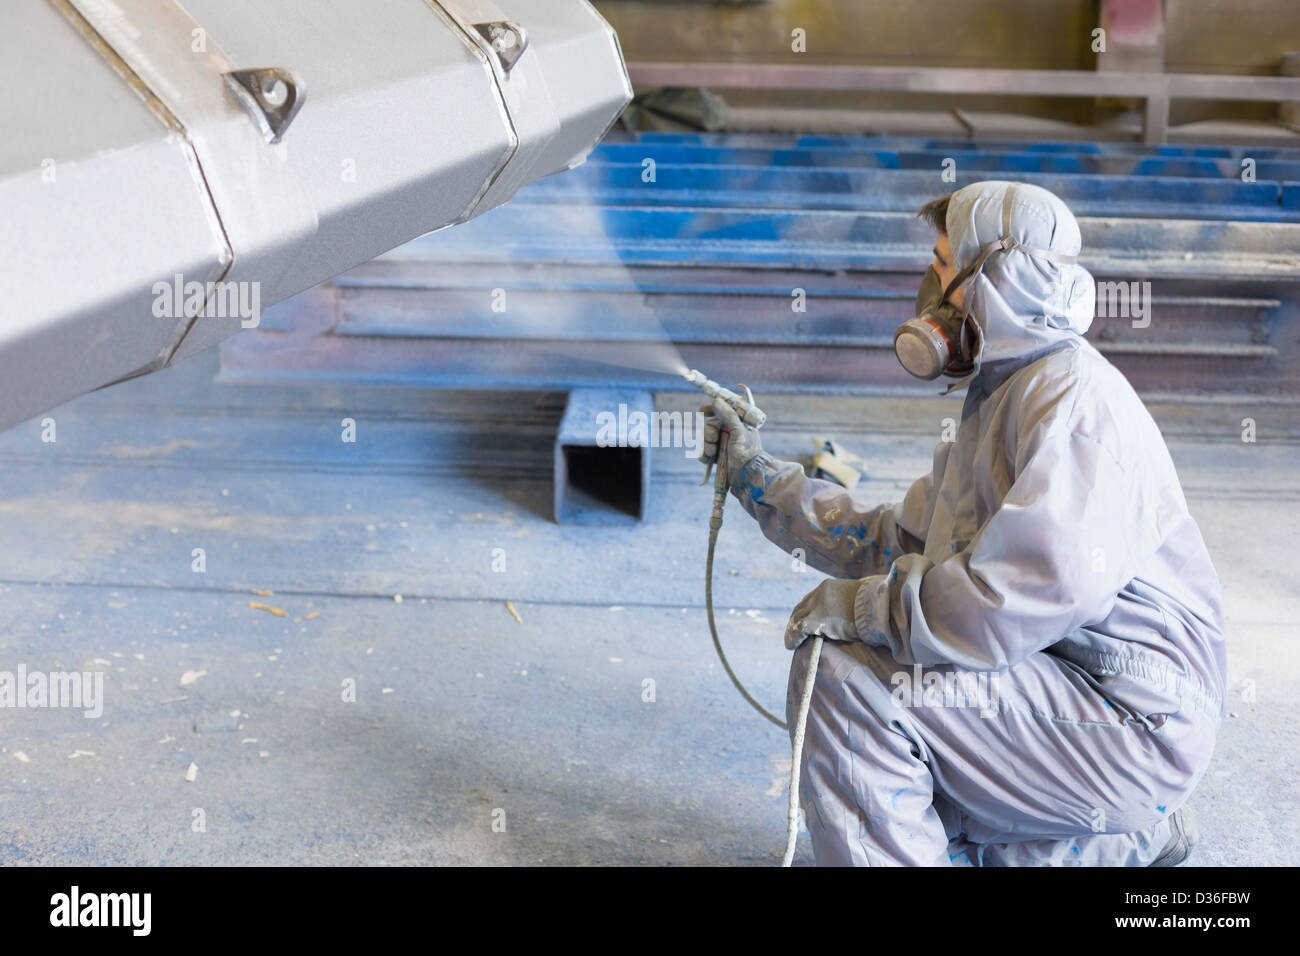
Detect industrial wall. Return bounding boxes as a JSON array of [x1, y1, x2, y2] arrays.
[[594, 0, 1300, 127]]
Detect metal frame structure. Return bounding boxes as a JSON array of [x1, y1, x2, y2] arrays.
[[625, 62, 1300, 145]]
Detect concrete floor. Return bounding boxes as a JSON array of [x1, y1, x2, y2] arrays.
[[0, 349, 1295, 865]]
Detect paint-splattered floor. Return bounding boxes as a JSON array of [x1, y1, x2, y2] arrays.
[[0, 349, 1294, 865]]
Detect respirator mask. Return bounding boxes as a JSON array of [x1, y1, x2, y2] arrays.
[[893, 265, 978, 381]]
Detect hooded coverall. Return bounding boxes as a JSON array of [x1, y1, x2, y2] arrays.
[[733, 181, 1227, 866]]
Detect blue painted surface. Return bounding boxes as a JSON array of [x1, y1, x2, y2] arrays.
[[521, 162, 1296, 221], [394, 203, 1292, 273], [590, 142, 1300, 182], [618, 130, 1300, 161]]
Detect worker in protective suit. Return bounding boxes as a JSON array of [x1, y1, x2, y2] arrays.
[[702, 181, 1227, 866]]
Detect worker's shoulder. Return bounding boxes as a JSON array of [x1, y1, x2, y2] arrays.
[[1007, 340, 1156, 459]]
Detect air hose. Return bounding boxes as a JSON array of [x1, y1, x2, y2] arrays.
[[705, 422, 823, 867]]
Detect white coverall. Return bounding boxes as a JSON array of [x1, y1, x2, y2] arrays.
[[733, 181, 1228, 865]]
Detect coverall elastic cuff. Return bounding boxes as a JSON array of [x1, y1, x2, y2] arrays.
[[733, 452, 779, 495], [853, 572, 891, 647]]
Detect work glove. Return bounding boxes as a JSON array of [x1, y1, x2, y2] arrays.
[[700, 396, 765, 491], [784, 577, 862, 650]]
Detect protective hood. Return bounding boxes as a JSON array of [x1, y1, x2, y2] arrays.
[[943, 181, 1096, 389]]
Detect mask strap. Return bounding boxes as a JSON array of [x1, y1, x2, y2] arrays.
[[941, 238, 1002, 301], [944, 186, 1080, 310]]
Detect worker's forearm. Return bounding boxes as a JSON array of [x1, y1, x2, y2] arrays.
[[731, 454, 912, 579]]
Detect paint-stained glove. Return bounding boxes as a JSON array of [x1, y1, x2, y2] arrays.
[[784, 577, 863, 650], [700, 396, 767, 490]]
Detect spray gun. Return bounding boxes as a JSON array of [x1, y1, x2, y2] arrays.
[[683, 369, 766, 488], [682, 369, 766, 428], [684, 367, 818, 866]]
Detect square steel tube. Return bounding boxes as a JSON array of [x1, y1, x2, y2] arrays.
[[554, 388, 653, 524]]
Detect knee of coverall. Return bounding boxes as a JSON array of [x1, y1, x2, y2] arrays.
[[1147, 705, 1219, 812], [786, 638, 932, 762], [786, 638, 957, 860]]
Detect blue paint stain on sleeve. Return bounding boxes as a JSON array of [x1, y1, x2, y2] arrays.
[[831, 521, 883, 554], [740, 459, 777, 506], [1157, 805, 1166, 814], [890, 787, 906, 810]]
